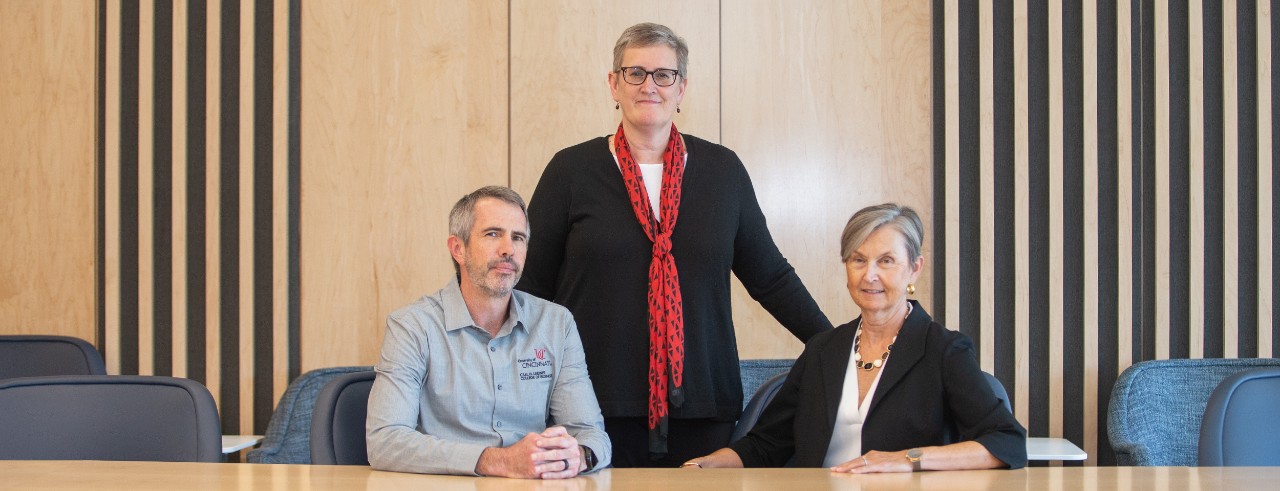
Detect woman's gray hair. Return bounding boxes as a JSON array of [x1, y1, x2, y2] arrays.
[[612, 22, 689, 77], [840, 203, 924, 264]]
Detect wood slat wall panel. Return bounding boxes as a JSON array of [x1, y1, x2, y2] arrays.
[[936, 0, 1280, 466]]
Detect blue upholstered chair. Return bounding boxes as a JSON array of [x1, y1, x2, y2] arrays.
[[731, 371, 789, 443], [1108, 358, 1280, 466], [983, 372, 1012, 413], [739, 359, 794, 411], [0, 335, 106, 378], [246, 366, 373, 464], [1198, 367, 1280, 466], [311, 370, 376, 465], [0, 375, 221, 462]]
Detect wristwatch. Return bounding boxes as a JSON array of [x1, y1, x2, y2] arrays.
[[582, 446, 597, 471], [906, 448, 923, 472]]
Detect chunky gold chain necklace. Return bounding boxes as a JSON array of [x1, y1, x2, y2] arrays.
[[852, 303, 912, 371]]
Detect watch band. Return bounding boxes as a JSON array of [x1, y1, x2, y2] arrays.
[[581, 446, 597, 471], [906, 448, 923, 472]]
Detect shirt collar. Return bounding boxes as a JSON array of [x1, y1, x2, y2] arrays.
[[440, 277, 528, 336]]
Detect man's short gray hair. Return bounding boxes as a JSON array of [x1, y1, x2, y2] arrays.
[[448, 186, 528, 275], [612, 22, 689, 78], [840, 203, 924, 264]]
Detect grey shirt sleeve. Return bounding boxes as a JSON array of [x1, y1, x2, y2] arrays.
[[365, 313, 488, 475], [548, 317, 612, 472]]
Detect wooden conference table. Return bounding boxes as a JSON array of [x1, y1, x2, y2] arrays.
[[3, 461, 1278, 490]]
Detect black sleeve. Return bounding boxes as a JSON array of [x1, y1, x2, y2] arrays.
[[941, 334, 1028, 469], [728, 340, 812, 467], [727, 155, 833, 342], [517, 153, 572, 301]]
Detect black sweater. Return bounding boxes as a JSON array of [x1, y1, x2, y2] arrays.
[[517, 134, 833, 420]]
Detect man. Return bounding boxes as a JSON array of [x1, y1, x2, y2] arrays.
[[366, 186, 610, 478]]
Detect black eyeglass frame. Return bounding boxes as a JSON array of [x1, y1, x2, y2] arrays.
[[616, 66, 682, 87]]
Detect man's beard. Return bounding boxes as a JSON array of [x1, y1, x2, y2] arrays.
[[468, 257, 521, 297]]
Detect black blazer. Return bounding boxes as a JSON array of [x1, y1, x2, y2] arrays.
[[729, 301, 1027, 468]]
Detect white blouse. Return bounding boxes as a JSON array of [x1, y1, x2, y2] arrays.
[[822, 339, 890, 468]]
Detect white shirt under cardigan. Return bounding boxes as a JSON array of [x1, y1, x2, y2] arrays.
[[611, 152, 689, 221], [822, 341, 890, 468]]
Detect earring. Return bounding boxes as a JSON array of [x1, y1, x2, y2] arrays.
[[615, 102, 620, 110], [677, 106, 681, 113], [907, 284, 916, 296]]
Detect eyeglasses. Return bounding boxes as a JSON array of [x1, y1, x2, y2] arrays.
[[617, 66, 681, 87]]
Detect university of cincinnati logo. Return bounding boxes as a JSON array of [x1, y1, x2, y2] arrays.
[[518, 348, 553, 380]]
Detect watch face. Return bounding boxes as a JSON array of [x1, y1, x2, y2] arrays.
[[907, 448, 923, 459]]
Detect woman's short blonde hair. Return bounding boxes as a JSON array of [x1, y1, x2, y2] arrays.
[[840, 203, 924, 263]]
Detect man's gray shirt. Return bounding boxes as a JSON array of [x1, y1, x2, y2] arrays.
[[366, 278, 611, 475]]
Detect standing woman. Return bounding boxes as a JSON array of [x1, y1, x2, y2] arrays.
[[517, 22, 832, 467]]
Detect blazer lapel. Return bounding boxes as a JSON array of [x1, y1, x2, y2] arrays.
[[820, 325, 857, 436], [865, 301, 929, 418]]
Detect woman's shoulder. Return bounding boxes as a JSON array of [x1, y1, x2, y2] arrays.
[[682, 133, 739, 161], [549, 135, 610, 161], [543, 136, 612, 174], [918, 318, 976, 353]]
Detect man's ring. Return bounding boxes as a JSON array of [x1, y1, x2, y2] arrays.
[[862, 456, 868, 466], [562, 459, 571, 471]]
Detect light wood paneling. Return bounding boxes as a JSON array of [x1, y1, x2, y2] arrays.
[[301, 0, 509, 368], [1224, 0, 1240, 358], [0, 0, 97, 342], [722, 0, 932, 358], [1261, 1, 1274, 357]]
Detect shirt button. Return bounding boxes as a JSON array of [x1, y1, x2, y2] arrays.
[[496, 421, 503, 428], [489, 346, 496, 352], [497, 384, 503, 390]]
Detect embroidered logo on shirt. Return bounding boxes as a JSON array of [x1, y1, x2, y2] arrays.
[[518, 348, 554, 381]]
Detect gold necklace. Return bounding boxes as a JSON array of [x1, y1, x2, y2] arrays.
[[852, 303, 913, 371]]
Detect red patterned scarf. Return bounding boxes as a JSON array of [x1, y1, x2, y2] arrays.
[[613, 122, 686, 455]]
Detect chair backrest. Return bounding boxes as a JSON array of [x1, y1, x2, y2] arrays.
[[983, 371, 1013, 413], [246, 365, 373, 464], [0, 375, 221, 462], [1198, 367, 1280, 466], [731, 371, 789, 443], [739, 359, 794, 411], [1107, 358, 1280, 466], [0, 335, 107, 378], [311, 370, 376, 465]]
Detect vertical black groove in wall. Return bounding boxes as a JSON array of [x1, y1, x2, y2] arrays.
[[219, 0, 241, 432], [96, 0, 108, 361], [287, 0, 302, 381], [252, 0, 275, 436], [1168, 0, 1191, 359], [959, 0, 981, 347], [186, 0, 208, 384], [1027, 0, 1051, 439], [1061, 0, 1085, 465], [1237, 0, 1259, 357], [1140, 0, 1157, 362], [1202, 0, 1225, 358], [119, 0, 141, 376], [1131, 0, 1145, 364], [152, 0, 174, 377], [1096, 0, 1120, 466], [992, 0, 1016, 403], [1273, 0, 1280, 359], [931, 0, 947, 323]]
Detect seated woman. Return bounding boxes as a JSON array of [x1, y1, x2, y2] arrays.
[[682, 203, 1026, 472]]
